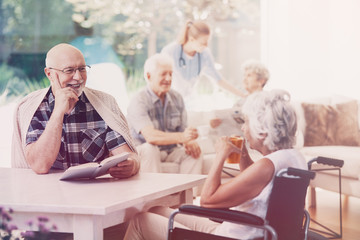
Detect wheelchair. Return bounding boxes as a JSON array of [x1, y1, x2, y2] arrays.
[[167, 167, 317, 240]]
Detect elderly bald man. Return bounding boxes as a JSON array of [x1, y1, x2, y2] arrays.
[[12, 43, 139, 179]]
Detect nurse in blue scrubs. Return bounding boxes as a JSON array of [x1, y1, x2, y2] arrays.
[[161, 20, 246, 100]]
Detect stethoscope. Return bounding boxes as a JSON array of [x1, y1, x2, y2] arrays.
[[179, 45, 201, 75]]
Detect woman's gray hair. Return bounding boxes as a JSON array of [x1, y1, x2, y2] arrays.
[[241, 59, 270, 87], [242, 89, 297, 151], [143, 53, 174, 80]]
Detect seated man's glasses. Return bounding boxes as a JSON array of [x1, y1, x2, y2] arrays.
[[49, 65, 91, 75]]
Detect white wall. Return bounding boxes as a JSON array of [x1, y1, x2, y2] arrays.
[[215, 21, 261, 87], [261, 0, 360, 100]]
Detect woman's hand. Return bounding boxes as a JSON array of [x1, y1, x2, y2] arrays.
[[215, 136, 243, 160]]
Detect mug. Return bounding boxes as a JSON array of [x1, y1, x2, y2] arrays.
[[226, 136, 244, 163]]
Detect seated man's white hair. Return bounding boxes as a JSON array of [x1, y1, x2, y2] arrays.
[[143, 53, 174, 80]]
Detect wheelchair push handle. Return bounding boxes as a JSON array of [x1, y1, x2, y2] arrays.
[[287, 167, 316, 180], [308, 156, 344, 168]]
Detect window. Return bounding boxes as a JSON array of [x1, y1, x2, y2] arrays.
[[0, 0, 260, 167]]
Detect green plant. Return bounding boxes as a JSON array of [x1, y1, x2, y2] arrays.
[[6, 77, 50, 97], [125, 67, 146, 96], [0, 64, 14, 96], [0, 63, 50, 105]]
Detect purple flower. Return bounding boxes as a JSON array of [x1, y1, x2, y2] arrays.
[[26, 220, 34, 227], [2, 211, 12, 221], [38, 222, 50, 233], [8, 224, 18, 231], [2, 222, 8, 230], [52, 224, 58, 231], [38, 216, 49, 222], [1, 206, 56, 239], [21, 231, 35, 238]]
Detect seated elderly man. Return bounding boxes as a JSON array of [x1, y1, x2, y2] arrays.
[[127, 53, 203, 174], [12, 43, 139, 179]]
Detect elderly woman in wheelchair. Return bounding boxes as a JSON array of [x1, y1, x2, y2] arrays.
[[124, 89, 308, 240]]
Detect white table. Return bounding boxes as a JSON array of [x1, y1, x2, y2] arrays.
[[0, 168, 206, 240]]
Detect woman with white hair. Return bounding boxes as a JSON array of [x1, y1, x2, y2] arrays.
[[239, 59, 270, 97], [123, 89, 307, 240], [210, 59, 270, 132]]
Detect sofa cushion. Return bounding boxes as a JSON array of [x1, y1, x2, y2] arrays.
[[300, 146, 360, 179], [302, 100, 360, 146]]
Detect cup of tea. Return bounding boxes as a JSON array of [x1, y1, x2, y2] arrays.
[[226, 136, 244, 163]]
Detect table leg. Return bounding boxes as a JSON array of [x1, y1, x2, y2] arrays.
[[183, 188, 194, 204], [73, 215, 103, 240]]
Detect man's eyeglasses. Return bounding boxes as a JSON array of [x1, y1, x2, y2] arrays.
[[49, 65, 91, 75]]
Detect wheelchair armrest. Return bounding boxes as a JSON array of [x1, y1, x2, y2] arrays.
[[287, 167, 316, 180], [178, 205, 265, 226], [307, 156, 344, 169]]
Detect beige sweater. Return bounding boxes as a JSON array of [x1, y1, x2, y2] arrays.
[[11, 87, 136, 168]]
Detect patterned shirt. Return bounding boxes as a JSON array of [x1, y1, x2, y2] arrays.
[[26, 89, 126, 170], [127, 86, 187, 152]]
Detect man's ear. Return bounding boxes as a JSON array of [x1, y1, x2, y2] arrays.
[[44, 68, 51, 81], [44, 68, 55, 86], [146, 72, 151, 81], [44, 67, 49, 76]]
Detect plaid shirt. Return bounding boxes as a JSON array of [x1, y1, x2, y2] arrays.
[[127, 86, 187, 152], [26, 89, 126, 170]]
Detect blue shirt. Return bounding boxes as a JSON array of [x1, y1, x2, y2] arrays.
[[161, 42, 222, 98]]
